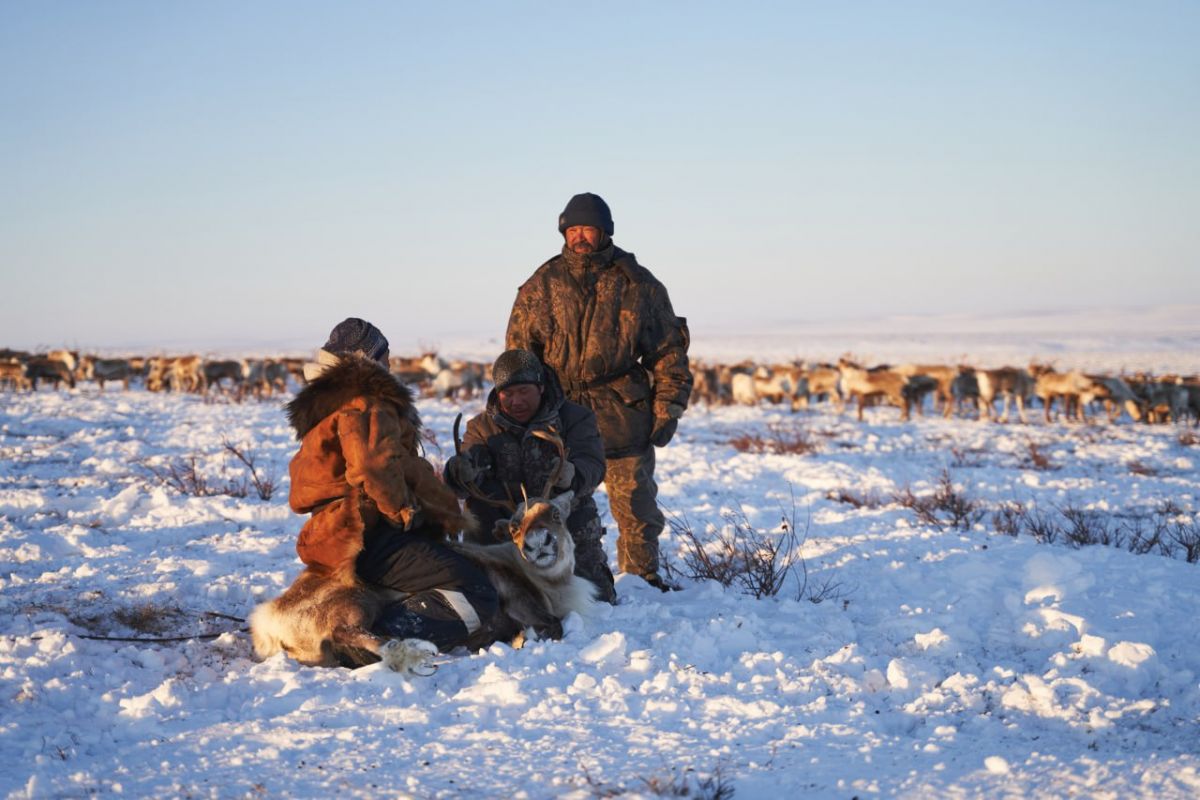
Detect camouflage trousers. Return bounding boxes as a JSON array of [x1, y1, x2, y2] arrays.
[[604, 447, 665, 579], [569, 510, 616, 605]]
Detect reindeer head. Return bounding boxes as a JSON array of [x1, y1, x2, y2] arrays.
[[498, 491, 575, 570]]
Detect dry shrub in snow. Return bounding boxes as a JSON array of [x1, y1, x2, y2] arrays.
[[664, 492, 846, 603], [728, 422, 818, 455], [580, 763, 734, 800], [141, 440, 278, 501], [986, 500, 1200, 563], [142, 455, 249, 498], [1126, 460, 1158, 477], [826, 487, 886, 509], [991, 501, 1028, 537], [222, 439, 278, 500], [950, 446, 985, 468], [1022, 440, 1055, 470], [893, 470, 983, 531]]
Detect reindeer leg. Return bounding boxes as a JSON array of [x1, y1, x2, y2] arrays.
[[329, 624, 438, 675], [379, 638, 439, 676], [329, 623, 387, 667]]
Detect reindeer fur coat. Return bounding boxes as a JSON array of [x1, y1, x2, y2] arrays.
[[286, 355, 472, 579]]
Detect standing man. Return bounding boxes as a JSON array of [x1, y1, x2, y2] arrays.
[[506, 192, 692, 591]]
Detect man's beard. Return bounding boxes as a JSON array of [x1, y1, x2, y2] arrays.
[[569, 240, 596, 254]]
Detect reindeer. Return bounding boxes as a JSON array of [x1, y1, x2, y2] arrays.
[[265, 360, 291, 395], [1130, 376, 1189, 424], [894, 364, 958, 417], [1082, 375, 1143, 423], [202, 359, 243, 397], [836, 358, 916, 421], [750, 364, 807, 412], [145, 356, 174, 392], [249, 441, 596, 672], [730, 371, 756, 406], [416, 352, 484, 399], [0, 359, 30, 391], [171, 355, 206, 393], [1183, 380, 1200, 427], [26, 356, 76, 390], [974, 367, 1035, 424], [90, 358, 133, 392], [47, 349, 78, 377], [690, 361, 727, 405], [1031, 364, 1094, 423], [279, 357, 308, 387], [798, 363, 844, 411]]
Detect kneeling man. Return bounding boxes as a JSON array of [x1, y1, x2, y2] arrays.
[[444, 349, 616, 603]]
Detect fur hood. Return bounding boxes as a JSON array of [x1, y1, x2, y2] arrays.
[[286, 355, 420, 440]]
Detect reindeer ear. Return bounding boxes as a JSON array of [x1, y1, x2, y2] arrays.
[[550, 490, 575, 520]]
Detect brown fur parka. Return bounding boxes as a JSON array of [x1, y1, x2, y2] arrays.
[[285, 355, 472, 580]]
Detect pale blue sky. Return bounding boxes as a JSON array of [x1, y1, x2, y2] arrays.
[[2, 2, 1197, 352]]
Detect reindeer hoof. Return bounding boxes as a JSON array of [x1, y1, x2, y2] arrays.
[[380, 638, 439, 676]]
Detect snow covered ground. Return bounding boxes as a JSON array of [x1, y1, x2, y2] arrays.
[[2, 378, 1199, 798]]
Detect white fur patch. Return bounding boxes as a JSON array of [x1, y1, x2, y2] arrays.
[[381, 638, 438, 675]]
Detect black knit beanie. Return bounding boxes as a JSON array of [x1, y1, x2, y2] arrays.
[[558, 192, 614, 236], [492, 349, 544, 391], [322, 318, 389, 363]]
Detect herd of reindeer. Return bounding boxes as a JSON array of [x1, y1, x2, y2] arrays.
[[693, 358, 1199, 426], [0, 349, 484, 402], [1, 347, 1198, 427]]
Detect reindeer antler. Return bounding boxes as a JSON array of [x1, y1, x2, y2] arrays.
[[529, 428, 569, 499], [451, 415, 517, 513]]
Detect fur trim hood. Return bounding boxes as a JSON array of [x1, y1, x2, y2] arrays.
[[286, 355, 419, 440]]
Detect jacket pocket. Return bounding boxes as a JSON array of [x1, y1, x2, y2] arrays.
[[609, 369, 651, 410]]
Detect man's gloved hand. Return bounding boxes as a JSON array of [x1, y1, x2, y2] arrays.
[[491, 518, 514, 543], [445, 455, 480, 487], [650, 403, 686, 447], [550, 457, 575, 490]]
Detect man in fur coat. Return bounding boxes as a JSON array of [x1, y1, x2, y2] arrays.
[[443, 349, 615, 603], [506, 193, 692, 590], [287, 318, 499, 651]]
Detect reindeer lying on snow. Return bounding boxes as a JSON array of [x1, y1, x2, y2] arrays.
[[249, 489, 598, 673]]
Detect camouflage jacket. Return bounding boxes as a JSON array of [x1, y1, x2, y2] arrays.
[[445, 368, 607, 537], [506, 243, 692, 458]]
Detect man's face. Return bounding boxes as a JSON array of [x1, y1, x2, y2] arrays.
[[498, 383, 543, 423], [565, 225, 603, 255]]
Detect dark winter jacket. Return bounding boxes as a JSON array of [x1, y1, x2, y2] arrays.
[[445, 368, 607, 537], [285, 355, 474, 580], [506, 243, 692, 458]]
